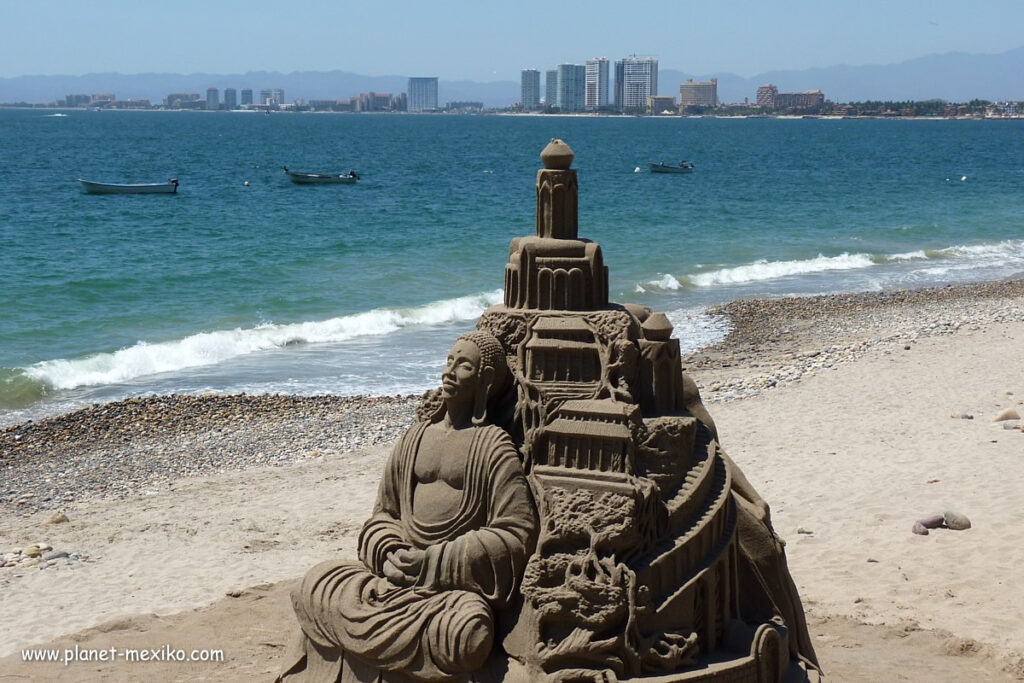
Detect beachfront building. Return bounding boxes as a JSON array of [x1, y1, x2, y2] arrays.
[[259, 89, 273, 106], [164, 93, 200, 108], [223, 88, 237, 110], [545, 70, 558, 109], [756, 84, 778, 109], [774, 90, 825, 109], [648, 95, 676, 114], [356, 92, 393, 112], [408, 77, 439, 112], [65, 94, 91, 107], [614, 56, 658, 113], [521, 69, 541, 110], [240, 88, 253, 106], [678, 78, 718, 108], [206, 88, 219, 110], [585, 58, 609, 111], [555, 64, 586, 113], [273, 88, 285, 106]]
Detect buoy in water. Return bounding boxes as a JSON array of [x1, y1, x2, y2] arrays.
[[961, 175, 967, 181], [634, 166, 642, 173], [244, 181, 250, 187]]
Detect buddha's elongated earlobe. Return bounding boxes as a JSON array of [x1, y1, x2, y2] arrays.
[[472, 366, 495, 426]]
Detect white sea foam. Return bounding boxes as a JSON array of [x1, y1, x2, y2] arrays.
[[689, 252, 875, 287], [886, 250, 929, 262], [652, 274, 683, 290], [663, 308, 731, 353], [23, 289, 504, 391]]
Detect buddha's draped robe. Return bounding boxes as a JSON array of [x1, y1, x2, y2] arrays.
[[284, 421, 537, 683]]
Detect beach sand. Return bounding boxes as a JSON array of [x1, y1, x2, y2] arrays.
[[2, 280, 1023, 681]]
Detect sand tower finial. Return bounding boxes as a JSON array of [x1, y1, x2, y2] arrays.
[[535, 140, 578, 241], [540, 138, 574, 170]]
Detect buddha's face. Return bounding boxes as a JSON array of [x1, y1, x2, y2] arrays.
[[442, 339, 483, 403]]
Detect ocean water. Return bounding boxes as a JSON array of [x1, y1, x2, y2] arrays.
[[1, 109, 1023, 425]]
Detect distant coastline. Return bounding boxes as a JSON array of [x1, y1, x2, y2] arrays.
[[4, 105, 1022, 120]]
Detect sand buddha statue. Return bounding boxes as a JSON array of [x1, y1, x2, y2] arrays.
[[278, 331, 537, 682]]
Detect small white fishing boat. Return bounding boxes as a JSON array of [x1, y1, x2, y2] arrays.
[[648, 161, 695, 174], [78, 178, 179, 194], [283, 166, 359, 184]]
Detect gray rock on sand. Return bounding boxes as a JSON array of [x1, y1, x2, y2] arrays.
[[912, 514, 945, 535], [944, 510, 972, 531]]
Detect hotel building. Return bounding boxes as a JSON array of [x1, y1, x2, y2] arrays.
[[408, 77, 439, 112], [678, 78, 718, 108]]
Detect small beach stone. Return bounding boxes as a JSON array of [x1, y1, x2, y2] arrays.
[[42, 550, 69, 561], [993, 408, 1021, 422], [43, 512, 69, 525], [943, 511, 972, 531]]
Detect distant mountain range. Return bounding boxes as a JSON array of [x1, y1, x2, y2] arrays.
[[2, 47, 1022, 107]]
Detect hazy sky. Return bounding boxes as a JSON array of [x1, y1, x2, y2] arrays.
[[3, 0, 1022, 81]]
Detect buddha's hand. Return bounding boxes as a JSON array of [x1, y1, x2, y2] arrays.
[[383, 548, 425, 586]]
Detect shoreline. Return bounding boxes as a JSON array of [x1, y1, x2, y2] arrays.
[[3, 277, 1024, 514], [2, 278, 1024, 679]]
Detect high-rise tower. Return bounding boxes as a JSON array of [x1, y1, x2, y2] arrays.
[[408, 77, 439, 112], [521, 69, 541, 110], [585, 58, 609, 111], [614, 56, 658, 113]]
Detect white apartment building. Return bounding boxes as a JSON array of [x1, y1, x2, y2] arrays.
[[614, 57, 658, 112], [585, 58, 609, 111]]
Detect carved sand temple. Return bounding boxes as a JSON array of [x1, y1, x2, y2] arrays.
[[280, 140, 821, 683]]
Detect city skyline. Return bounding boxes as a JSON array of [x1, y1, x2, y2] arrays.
[[2, 1, 1023, 82]]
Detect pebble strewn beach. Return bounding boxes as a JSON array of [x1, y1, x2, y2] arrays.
[[3, 278, 1023, 515], [1, 394, 419, 514], [687, 278, 1024, 402]]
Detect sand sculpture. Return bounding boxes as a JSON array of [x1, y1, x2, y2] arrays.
[[280, 140, 822, 682]]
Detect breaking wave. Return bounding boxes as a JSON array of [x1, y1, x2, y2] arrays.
[[6, 289, 503, 395], [638, 239, 1024, 292]]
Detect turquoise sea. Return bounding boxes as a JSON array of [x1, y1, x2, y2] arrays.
[[2, 109, 1023, 425]]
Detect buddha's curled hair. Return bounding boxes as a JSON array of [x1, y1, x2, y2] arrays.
[[458, 331, 507, 388]]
